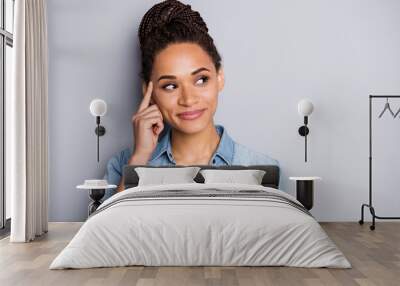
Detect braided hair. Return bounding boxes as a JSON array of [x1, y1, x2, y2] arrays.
[[138, 0, 222, 84]]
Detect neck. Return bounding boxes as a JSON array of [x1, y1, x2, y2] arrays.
[[171, 121, 221, 165]]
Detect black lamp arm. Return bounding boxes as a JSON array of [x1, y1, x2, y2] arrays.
[[94, 116, 106, 162], [298, 116, 310, 162]]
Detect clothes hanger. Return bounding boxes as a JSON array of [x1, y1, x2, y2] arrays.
[[378, 97, 395, 118]]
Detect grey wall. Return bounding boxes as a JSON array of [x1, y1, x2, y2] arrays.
[[47, 0, 400, 222]]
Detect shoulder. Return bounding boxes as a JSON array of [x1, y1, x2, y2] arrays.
[[106, 147, 132, 172], [232, 142, 279, 166]]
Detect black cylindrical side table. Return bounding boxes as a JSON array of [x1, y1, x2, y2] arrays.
[[77, 181, 117, 217], [88, 189, 106, 216], [289, 177, 322, 210]]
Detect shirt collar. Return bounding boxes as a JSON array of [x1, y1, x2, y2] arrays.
[[149, 124, 234, 165], [213, 124, 234, 165]]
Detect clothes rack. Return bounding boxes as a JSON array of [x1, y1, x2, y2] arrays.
[[359, 95, 400, 230]]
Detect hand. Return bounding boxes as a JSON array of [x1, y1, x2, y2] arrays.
[[131, 81, 164, 160]]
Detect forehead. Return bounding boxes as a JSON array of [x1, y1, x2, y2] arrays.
[[152, 42, 215, 77]]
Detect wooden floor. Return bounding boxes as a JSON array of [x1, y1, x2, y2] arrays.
[[0, 222, 399, 286]]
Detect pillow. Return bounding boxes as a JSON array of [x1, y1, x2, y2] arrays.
[[199, 169, 266, 185], [135, 167, 201, 186]]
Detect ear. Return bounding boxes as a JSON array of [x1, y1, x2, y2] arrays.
[[217, 66, 225, 92]]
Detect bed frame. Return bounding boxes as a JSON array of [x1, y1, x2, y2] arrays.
[[123, 165, 280, 189]]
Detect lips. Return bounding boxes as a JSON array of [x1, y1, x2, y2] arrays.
[[177, 108, 206, 120]]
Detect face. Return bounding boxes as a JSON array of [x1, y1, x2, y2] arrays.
[[146, 42, 224, 134]]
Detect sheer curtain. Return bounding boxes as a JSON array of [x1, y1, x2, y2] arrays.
[[8, 0, 49, 242]]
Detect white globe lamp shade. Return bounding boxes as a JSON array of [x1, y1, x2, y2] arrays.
[[90, 99, 107, 117], [298, 99, 314, 116]]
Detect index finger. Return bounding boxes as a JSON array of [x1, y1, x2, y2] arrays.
[[138, 81, 153, 112]]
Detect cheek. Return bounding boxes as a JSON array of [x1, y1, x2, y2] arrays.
[[153, 93, 176, 116], [200, 85, 218, 109], [155, 83, 219, 112]]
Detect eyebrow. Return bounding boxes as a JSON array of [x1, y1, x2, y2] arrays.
[[157, 67, 210, 82]]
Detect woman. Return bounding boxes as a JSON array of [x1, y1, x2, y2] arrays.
[[104, 0, 279, 199]]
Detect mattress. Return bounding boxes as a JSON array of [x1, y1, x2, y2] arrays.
[[49, 183, 351, 269]]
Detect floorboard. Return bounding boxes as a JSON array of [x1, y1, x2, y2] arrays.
[[0, 222, 399, 286]]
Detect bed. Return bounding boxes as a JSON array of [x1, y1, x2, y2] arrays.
[[49, 165, 351, 269]]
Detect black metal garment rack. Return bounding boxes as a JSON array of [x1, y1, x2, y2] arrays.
[[359, 95, 400, 230]]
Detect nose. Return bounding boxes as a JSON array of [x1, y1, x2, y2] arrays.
[[177, 84, 199, 107]]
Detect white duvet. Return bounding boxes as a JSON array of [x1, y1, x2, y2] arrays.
[[49, 183, 351, 269]]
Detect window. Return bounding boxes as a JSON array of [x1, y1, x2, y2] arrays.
[[0, 0, 14, 234]]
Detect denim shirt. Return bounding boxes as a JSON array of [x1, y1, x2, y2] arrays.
[[103, 124, 280, 200]]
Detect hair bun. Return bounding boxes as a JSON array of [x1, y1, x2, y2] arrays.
[[139, 0, 209, 46]]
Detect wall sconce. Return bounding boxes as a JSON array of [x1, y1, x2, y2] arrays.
[[297, 99, 314, 162], [89, 99, 107, 162]]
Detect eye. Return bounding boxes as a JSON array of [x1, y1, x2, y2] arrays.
[[196, 76, 209, 85], [162, 83, 177, 91]]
